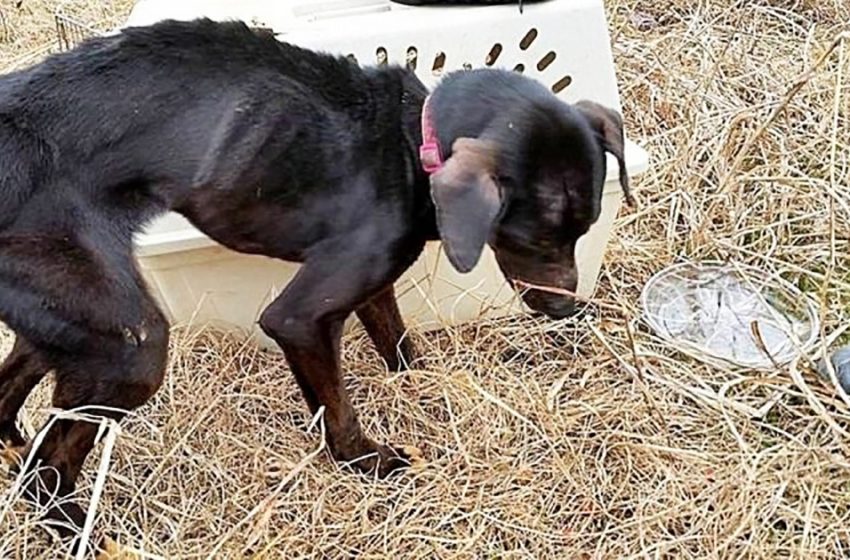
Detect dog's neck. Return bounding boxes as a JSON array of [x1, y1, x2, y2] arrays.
[[395, 70, 442, 241]]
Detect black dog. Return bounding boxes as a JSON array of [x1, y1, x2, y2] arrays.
[[0, 18, 632, 541]]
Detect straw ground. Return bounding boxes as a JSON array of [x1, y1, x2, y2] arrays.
[[0, 0, 849, 558]]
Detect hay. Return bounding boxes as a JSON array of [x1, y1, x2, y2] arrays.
[[0, 0, 132, 69], [1, 0, 850, 557]]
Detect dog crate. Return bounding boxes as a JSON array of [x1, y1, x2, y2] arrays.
[[54, 11, 100, 51], [122, 0, 649, 347]]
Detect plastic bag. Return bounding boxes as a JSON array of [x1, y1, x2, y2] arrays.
[[641, 262, 819, 369]]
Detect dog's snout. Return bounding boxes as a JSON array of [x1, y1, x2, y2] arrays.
[[522, 291, 577, 320], [494, 250, 580, 320], [541, 297, 577, 319]]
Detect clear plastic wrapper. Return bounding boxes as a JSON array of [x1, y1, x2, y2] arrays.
[[641, 262, 819, 369]]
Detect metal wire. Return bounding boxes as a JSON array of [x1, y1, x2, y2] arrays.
[[54, 1, 104, 52]]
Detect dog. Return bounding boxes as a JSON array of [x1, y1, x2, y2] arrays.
[[0, 17, 633, 546]]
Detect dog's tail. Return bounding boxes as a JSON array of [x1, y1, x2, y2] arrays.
[[0, 118, 47, 230]]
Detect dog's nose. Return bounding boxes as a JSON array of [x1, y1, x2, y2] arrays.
[[541, 299, 577, 320], [523, 293, 577, 320]]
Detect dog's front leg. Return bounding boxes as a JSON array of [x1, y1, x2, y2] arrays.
[[356, 285, 418, 372], [259, 254, 421, 478]]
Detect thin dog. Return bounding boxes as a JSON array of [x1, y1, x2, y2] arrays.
[[0, 18, 633, 544]]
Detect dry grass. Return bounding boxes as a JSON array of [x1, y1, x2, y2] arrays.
[[1, 0, 850, 558], [0, 0, 132, 68]]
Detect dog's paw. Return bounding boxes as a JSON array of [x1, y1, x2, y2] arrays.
[[0, 443, 28, 473], [96, 537, 139, 560], [0, 422, 26, 449], [398, 445, 425, 469], [373, 445, 419, 479], [346, 442, 426, 479]]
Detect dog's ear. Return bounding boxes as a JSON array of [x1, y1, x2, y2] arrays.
[[430, 138, 503, 273], [193, 95, 288, 192], [574, 100, 635, 207]]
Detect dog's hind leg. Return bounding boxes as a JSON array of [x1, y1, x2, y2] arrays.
[[0, 337, 50, 450], [0, 233, 169, 547], [22, 322, 167, 539], [355, 286, 417, 372]]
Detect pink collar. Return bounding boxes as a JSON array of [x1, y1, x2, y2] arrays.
[[419, 95, 443, 174]]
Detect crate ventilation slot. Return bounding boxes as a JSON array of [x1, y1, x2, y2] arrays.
[[485, 44, 503, 66], [349, 27, 572, 95], [519, 28, 537, 50]]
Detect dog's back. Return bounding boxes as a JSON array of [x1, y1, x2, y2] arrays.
[[0, 113, 46, 229], [0, 19, 389, 236]]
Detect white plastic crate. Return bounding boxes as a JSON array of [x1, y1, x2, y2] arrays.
[[125, 0, 649, 347]]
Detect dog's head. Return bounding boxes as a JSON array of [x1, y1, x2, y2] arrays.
[[430, 98, 633, 319]]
